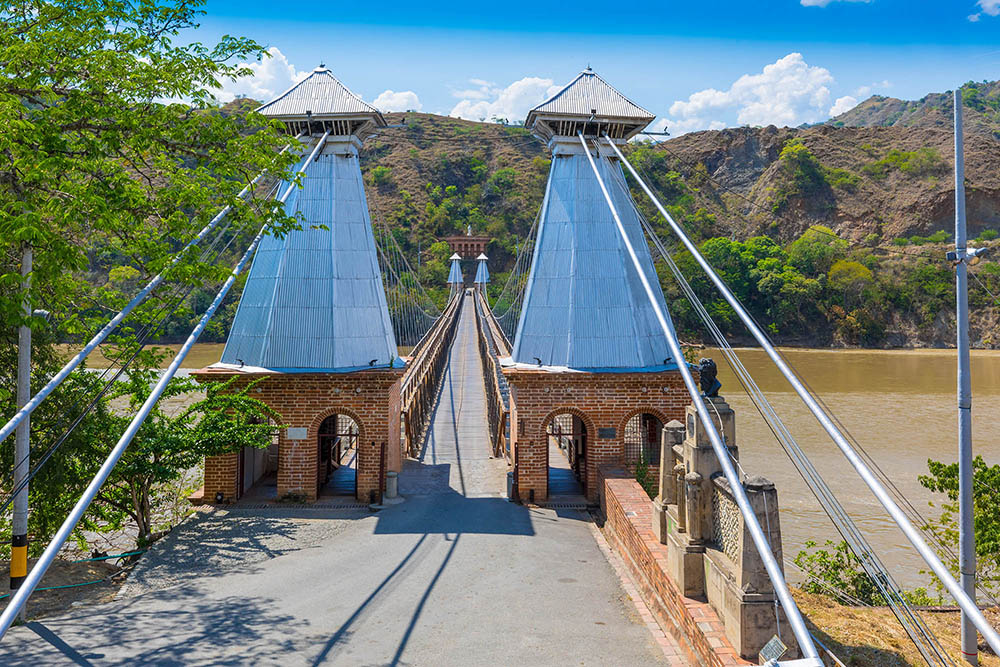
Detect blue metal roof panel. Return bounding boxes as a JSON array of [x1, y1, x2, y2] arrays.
[[221, 148, 397, 371], [511, 153, 676, 370]]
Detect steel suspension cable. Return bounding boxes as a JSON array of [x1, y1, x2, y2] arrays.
[[619, 145, 1000, 610], [0, 133, 328, 638], [620, 179, 954, 665], [581, 133, 819, 661], [0, 180, 283, 513], [0, 137, 303, 450], [605, 134, 1000, 654]]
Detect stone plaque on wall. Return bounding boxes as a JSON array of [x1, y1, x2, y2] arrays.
[[597, 427, 616, 439], [286, 427, 308, 441]]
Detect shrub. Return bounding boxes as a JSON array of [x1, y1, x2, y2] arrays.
[[371, 165, 392, 186]]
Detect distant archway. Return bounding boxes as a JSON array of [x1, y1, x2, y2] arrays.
[[541, 408, 593, 497], [622, 410, 666, 466], [310, 409, 364, 497]]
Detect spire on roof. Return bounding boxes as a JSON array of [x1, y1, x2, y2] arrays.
[[474, 254, 490, 285], [511, 138, 677, 371]]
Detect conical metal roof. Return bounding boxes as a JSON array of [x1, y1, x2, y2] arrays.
[[256, 66, 387, 126], [525, 68, 654, 141], [511, 153, 677, 371], [447, 254, 464, 285], [474, 255, 490, 284], [219, 146, 398, 372]]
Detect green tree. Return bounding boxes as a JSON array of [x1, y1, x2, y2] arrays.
[[0, 0, 301, 555], [1, 0, 299, 344], [919, 456, 1000, 598], [92, 371, 280, 547], [787, 225, 848, 276]]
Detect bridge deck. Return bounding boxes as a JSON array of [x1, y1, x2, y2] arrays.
[[2, 293, 677, 665]]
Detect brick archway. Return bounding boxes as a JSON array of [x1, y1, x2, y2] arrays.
[[307, 406, 367, 445], [538, 406, 596, 498], [303, 406, 367, 498], [538, 406, 596, 445], [618, 406, 670, 468]]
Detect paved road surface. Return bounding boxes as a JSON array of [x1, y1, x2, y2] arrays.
[[3, 294, 664, 666]]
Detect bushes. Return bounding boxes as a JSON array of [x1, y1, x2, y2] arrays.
[[862, 147, 946, 179], [370, 165, 392, 186], [770, 139, 862, 211]]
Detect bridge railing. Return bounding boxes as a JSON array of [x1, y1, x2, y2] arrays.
[[473, 289, 510, 461], [400, 293, 462, 457]]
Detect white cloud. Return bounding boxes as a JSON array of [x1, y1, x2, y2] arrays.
[[969, 0, 1000, 20], [373, 89, 422, 112], [854, 80, 891, 98], [980, 0, 1000, 15], [829, 95, 859, 116], [800, 0, 870, 6], [665, 53, 835, 132], [215, 47, 308, 103], [449, 77, 561, 123]]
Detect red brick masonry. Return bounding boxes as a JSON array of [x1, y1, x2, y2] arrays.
[[598, 465, 751, 667], [191, 366, 404, 503], [504, 368, 690, 502]]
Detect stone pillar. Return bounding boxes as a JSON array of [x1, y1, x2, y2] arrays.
[[674, 462, 687, 533], [704, 474, 796, 660], [652, 420, 685, 542], [684, 471, 704, 545]]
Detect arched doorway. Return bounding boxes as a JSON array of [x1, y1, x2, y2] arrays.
[[624, 412, 664, 467], [546, 412, 588, 497], [318, 413, 360, 497]]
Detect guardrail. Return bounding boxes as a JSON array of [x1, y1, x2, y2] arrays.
[[473, 290, 511, 461], [400, 293, 462, 457]]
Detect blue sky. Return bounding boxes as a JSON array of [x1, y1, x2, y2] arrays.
[[198, 0, 1000, 134]]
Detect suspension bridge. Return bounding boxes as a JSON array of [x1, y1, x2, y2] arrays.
[[0, 67, 997, 666]]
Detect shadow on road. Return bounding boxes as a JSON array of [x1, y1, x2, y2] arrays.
[[373, 487, 534, 536], [7, 592, 304, 666]]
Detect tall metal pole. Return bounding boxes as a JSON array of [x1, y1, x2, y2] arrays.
[[954, 89, 978, 666], [11, 243, 32, 622], [0, 131, 328, 639]]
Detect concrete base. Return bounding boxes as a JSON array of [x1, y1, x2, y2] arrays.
[[665, 530, 705, 598], [704, 548, 798, 660]]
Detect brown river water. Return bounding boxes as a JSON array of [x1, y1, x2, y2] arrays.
[[69, 343, 999, 590], [709, 347, 1000, 590]]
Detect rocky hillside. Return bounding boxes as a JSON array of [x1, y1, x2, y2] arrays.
[[165, 86, 1000, 348], [827, 80, 1000, 140]]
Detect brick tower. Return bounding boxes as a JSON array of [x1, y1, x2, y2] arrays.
[[503, 68, 690, 502], [192, 66, 404, 504]]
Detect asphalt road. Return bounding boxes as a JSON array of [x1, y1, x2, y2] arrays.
[[2, 294, 664, 666]]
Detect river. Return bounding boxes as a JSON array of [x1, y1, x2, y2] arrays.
[[68, 342, 998, 590], [710, 347, 1000, 591]]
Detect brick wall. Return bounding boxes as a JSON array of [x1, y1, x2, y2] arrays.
[[504, 368, 690, 501], [193, 367, 404, 502], [598, 465, 751, 667]]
